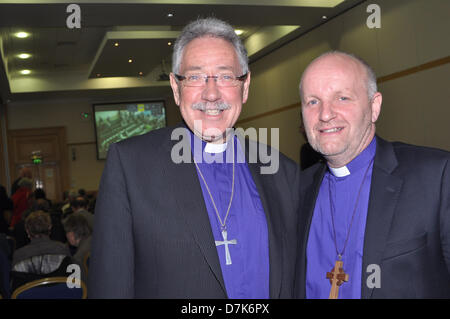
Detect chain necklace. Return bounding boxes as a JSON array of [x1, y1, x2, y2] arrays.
[[328, 158, 374, 260], [193, 138, 236, 265], [326, 158, 374, 299]]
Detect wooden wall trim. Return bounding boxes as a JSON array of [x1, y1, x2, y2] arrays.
[[377, 56, 450, 84], [237, 55, 450, 125], [237, 102, 301, 125]]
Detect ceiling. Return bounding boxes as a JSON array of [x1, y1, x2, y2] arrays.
[[0, 0, 365, 103]]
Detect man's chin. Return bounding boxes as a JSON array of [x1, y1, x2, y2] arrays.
[[315, 143, 346, 158]]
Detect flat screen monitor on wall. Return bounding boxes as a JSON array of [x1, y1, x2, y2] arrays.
[[93, 101, 166, 159]]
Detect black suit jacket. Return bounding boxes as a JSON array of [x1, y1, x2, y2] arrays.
[[89, 125, 300, 298], [295, 136, 450, 298]]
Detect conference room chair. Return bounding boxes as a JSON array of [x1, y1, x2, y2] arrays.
[[11, 276, 87, 299]]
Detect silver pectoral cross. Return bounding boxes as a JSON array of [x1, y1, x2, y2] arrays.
[[215, 229, 237, 265]]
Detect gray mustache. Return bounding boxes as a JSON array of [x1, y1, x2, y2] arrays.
[[192, 102, 231, 111]]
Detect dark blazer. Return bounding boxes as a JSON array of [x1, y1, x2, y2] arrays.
[[295, 136, 450, 298], [89, 125, 300, 298]]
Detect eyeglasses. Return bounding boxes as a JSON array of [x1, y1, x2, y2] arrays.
[[174, 73, 248, 87]]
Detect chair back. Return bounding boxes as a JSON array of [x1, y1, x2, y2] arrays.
[[11, 276, 87, 299]]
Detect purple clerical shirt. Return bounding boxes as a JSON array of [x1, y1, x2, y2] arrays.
[[190, 131, 269, 299], [306, 137, 376, 299]]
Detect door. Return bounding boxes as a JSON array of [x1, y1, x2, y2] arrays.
[[8, 127, 69, 203]]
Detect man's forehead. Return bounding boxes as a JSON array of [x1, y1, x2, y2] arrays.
[[310, 54, 362, 74], [179, 38, 240, 73], [303, 55, 365, 87]]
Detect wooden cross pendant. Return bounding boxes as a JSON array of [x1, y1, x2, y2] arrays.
[[326, 260, 349, 299]]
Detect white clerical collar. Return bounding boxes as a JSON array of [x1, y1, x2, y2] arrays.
[[329, 165, 351, 177], [204, 142, 228, 154]]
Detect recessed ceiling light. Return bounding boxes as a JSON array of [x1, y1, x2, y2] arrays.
[[15, 32, 30, 38], [20, 69, 31, 75], [128, 59, 133, 63], [167, 41, 172, 46], [17, 53, 31, 59], [322, 15, 328, 19], [114, 42, 119, 47], [167, 13, 174, 18], [234, 29, 244, 36]]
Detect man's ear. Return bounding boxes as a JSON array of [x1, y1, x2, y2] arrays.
[[371, 92, 382, 123], [242, 71, 251, 104], [169, 73, 181, 106]]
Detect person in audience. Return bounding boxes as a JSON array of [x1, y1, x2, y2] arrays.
[[66, 196, 94, 229], [63, 213, 92, 283], [34, 188, 52, 210], [10, 178, 33, 228], [78, 188, 86, 197], [11, 210, 72, 291], [61, 189, 78, 215], [11, 196, 51, 250], [10, 167, 32, 196]]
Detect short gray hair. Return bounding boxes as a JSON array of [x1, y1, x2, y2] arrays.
[[299, 50, 377, 101], [63, 213, 92, 241], [172, 17, 249, 75]]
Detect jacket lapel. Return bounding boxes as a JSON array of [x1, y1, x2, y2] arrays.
[[361, 137, 403, 299], [297, 163, 327, 298], [162, 126, 227, 296]]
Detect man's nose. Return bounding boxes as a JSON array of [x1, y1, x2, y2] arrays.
[[201, 78, 221, 101], [319, 100, 336, 122]]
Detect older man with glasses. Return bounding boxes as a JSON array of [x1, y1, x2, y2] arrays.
[[89, 17, 300, 299]]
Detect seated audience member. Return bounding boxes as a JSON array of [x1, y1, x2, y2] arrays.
[[63, 213, 92, 283], [11, 197, 51, 250], [10, 178, 33, 228], [30, 191, 66, 244], [61, 189, 78, 215], [33, 188, 52, 210], [10, 211, 72, 292], [66, 196, 94, 229], [78, 188, 86, 197]]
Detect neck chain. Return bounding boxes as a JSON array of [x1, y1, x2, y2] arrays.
[[328, 159, 374, 260], [193, 139, 235, 232]]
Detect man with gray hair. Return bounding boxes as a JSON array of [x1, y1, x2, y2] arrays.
[[90, 17, 300, 298], [63, 213, 92, 284], [295, 50, 450, 299]]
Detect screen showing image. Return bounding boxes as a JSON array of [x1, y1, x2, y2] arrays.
[[93, 101, 166, 159]]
